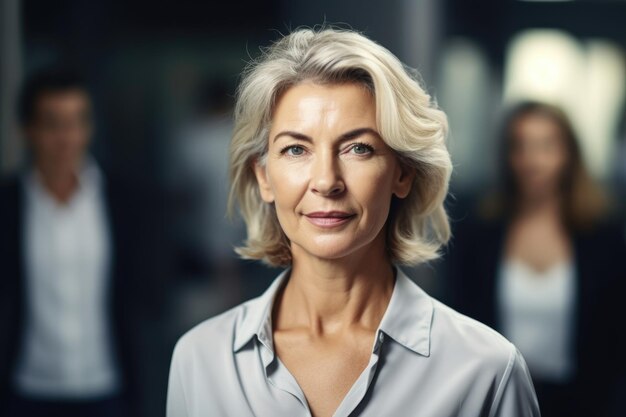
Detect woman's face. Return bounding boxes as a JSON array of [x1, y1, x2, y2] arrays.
[[509, 113, 570, 200], [254, 82, 413, 263]]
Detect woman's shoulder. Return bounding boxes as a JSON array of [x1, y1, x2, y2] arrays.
[[430, 297, 539, 414], [166, 295, 270, 416], [171, 297, 256, 363], [392, 274, 539, 414], [429, 296, 519, 372], [171, 270, 287, 370]]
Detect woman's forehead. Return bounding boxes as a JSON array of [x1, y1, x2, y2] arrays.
[[270, 82, 377, 136]]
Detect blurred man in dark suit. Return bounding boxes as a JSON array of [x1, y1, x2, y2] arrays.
[[0, 68, 167, 417]]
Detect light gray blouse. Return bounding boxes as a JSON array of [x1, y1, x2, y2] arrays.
[[167, 268, 540, 417]]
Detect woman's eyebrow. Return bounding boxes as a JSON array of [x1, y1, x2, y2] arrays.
[[272, 131, 312, 143], [272, 127, 381, 144], [339, 127, 382, 141]]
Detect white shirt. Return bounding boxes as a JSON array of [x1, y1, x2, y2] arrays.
[[498, 260, 577, 383], [167, 268, 540, 417], [14, 160, 120, 398]]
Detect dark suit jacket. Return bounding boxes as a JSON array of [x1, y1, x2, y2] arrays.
[[445, 215, 626, 417], [0, 174, 169, 417]]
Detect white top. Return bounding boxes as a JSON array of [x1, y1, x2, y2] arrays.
[[14, 160, 120, 398], [498, 259, 577, 383], [167, 268, 540, 417]]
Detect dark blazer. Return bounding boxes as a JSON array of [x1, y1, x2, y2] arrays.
[[445, 215, 626, 417], [0, 174, 169, 417]]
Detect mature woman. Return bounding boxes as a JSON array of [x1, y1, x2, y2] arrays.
[[447, 102, 626, 417], [167, 28, 540, 417]]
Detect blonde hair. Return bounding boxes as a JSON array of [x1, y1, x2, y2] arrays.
[[229, 27, 452, 267]]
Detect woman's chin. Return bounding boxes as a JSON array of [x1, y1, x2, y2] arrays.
[[291, 235, 375, 263]]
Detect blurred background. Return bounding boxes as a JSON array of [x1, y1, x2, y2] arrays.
[[1, 0, 625, 416]]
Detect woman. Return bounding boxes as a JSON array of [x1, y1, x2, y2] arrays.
[[447, 102, 626, 417], [167, 28, 540, 417]]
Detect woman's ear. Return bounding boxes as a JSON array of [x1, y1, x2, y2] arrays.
[[253, 158, 275, 203], [392, 163, 415, 199]]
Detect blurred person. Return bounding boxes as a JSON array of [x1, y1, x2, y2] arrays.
[[0, 68, 166, 417], [447, 101, 626, 417], [168, 79, 246, 285], [167, 27, 540, 417]]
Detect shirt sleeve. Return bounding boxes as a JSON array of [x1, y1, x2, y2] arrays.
[[166, 341, 189, 417], [489, 347, 541, 417]]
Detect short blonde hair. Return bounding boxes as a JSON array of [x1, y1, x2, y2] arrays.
[[229, 27, 452, 267]]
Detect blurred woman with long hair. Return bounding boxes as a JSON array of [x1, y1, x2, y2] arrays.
[[447, 101, 626, 417]]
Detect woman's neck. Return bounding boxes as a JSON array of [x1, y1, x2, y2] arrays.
[[516, 192, 562, 220], [276, 233, 395, 337]]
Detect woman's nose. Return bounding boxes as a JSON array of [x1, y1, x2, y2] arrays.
[[310, 151, 345, 197]]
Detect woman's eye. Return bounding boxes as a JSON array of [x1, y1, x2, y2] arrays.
[[350, 143, 373, 155], [284, 145, 305, 156]]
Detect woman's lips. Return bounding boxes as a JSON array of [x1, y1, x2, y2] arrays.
[[304, 211, 355, 228]]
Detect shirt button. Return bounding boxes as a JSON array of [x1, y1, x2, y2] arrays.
[[378, 332, 384, 343]]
